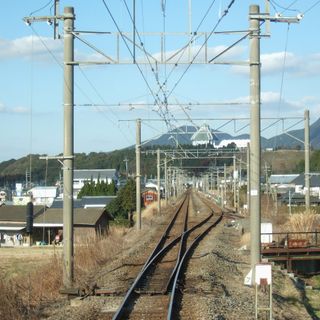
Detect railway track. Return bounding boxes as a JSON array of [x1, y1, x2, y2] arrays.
[[110, 190, 223, 320]]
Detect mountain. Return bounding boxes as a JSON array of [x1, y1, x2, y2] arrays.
[[143, 118, 320, 150], [263, 117, 320, 149]]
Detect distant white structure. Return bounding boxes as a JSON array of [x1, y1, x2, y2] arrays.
[[214, 139, 250, 149], [191, 124, 214, 146], [28, 186, 58, 206], [73, 169, 118, 197]]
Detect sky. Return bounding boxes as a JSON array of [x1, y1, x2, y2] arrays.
[[0, 0, 319, 162]]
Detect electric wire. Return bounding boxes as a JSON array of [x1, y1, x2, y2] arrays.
[[303, 0, 320, 14], [29, 0, 53, 16], [269, 0, 299, 13], [272, 23, 290, 151], [101, 0, 162, 108], [166, 0, 236, 99], [30, 24, 133, 146]]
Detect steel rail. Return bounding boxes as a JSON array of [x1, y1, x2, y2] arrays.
[[144, 193, 189, 268], [112, 199, 214, 320], [167, 213, 223, 320]]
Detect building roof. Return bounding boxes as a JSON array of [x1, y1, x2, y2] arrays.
[[268, 174, 300, 185], [82, 196, 116, 207], [28, 186, 58, 198], [50, 198, 83, 209], [0, 205, 45, 222], [33, 208, 106, 227], [74, 169, 117, 180], [292, 173, 320, 188], [50, 196, 116, 209]]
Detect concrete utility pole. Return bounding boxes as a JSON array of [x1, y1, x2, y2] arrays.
[[224, 163, 227, 208], [304, 109, 310, 212], [136, 119, 141, 230], [62, 7, 75, 289], [233, 155, 237, 209], [164, 156, 168, 206], [249, 4, 261, 269], [157, 149, 161, 214]]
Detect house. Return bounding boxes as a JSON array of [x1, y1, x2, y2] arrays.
[[50, 196, 116, 209], [0, 205, 44, 246], [28, 186, 58, 206], [292, 173, 320, 197], [73, 169, 118, 197], [33, 207, 112, 244], [268, 174, 299, 194]]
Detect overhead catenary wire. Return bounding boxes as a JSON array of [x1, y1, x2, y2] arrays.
[[166, 0, 236, 99], [29, 24, 133, 145], [101, 0, 162, 108]]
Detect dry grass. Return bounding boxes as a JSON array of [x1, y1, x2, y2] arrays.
[[281, 211, 320, 233], [0, 226, 129, 319], [0, 253, 62, 320], [74, 227, 127, 288]]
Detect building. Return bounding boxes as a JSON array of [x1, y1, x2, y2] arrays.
[[33, 207, 111, 244], [214, 139, 250, 149], [268, 174, 299, 194], [292, 173, 320, 197], [28, 186, 58, 206], [0, 205, 44, 246], [73, 169, 118, 197], [191, 124, 215, 147]]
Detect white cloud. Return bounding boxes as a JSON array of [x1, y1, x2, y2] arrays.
[[0, 36, 62, 61], [231, 51, 320, 77], [0, 103, 29, 114]]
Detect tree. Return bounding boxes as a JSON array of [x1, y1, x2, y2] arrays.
[[106, 178, 136, 221], [77, 180, 117, 199]]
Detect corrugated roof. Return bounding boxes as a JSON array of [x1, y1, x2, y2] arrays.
[[292, 173, 320, 187], [33, 208, 105, 226], [74, 169, 117, 180], [268, 174, 299, 184], [0, 205, 45, 222]]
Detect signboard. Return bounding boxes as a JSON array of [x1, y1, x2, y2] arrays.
[[255, 264, 272, 285]]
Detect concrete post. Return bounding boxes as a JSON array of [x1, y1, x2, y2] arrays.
[[136, 119, 141, 230], [249, 5, 261, 269], [157, 149, 161, 214], [164, 156, 168, 206], [62, 6, 75, 289], [224, 164, 227, 208], [304, 109, 310, 212], [247, 143, 250, 214], [233, 155, 237, 209]]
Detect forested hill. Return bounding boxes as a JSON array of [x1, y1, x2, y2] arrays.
[[0, 147, 159, 186]]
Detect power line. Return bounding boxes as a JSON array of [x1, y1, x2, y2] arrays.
[[166, 0, 236, 99]]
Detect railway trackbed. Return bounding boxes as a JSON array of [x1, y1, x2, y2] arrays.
[[104, 190, 223, 319]]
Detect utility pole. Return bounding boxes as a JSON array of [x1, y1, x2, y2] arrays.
[[247, 143, 250, 212], [62, 7, 75, 289], [224, 163, 227, 208], [304, 109, 310, 212], [164, 156, 168, 206], [249, 4, 261, 269], [248, 4, 301, 272], [136, 119, 141, 230], [233, 155, 237, 209], [24, 6, 75, 290], [157, 149, 161, 214]]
